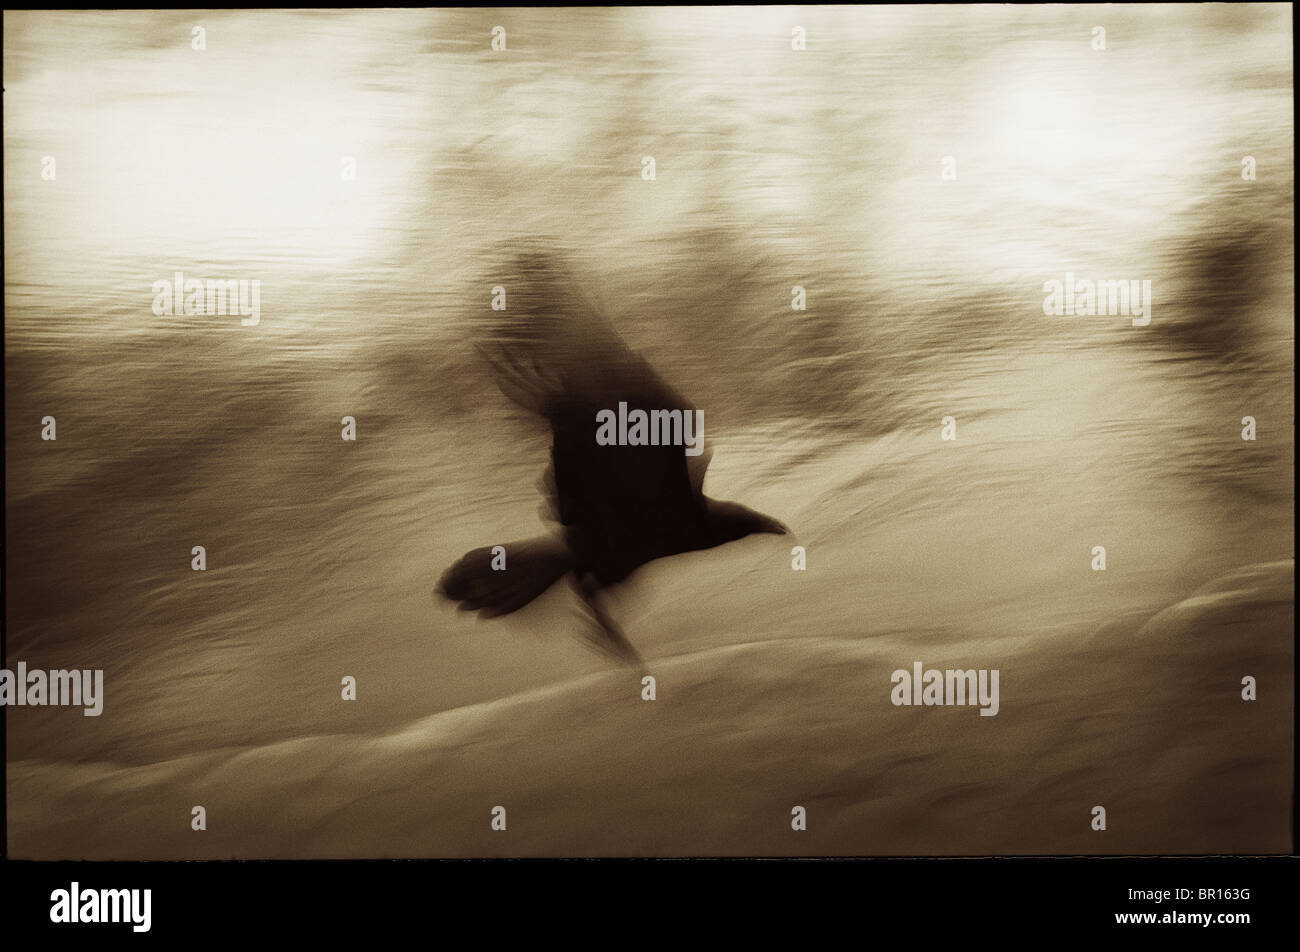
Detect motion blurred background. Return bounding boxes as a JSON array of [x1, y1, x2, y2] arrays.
[[3, 5, 1293, 857]]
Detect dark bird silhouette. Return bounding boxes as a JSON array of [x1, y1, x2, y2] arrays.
[[436, 252, 788, 663]]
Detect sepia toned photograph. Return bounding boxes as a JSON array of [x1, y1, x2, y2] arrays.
[[2, 2, 1293, 896]]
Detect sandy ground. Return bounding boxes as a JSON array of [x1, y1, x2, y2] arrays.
[[10, 558, 1290, 858]]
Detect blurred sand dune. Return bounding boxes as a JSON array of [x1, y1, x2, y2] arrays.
[[11, 559, 1290, 858]]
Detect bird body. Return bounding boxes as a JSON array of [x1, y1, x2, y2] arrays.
[[437, 252, 786, 661]]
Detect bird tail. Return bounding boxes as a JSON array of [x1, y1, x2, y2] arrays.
[[436, 535, 573, 618]]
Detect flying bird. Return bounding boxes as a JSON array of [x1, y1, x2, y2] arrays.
[[436, 252, 788, 663]]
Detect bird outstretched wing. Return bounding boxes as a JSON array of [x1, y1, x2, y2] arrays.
[[476, 251, 713, 583]]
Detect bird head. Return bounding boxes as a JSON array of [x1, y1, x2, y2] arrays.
[[703, 498, 789, 547]]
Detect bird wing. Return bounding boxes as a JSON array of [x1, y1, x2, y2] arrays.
[[476, 251, 712, 579]]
